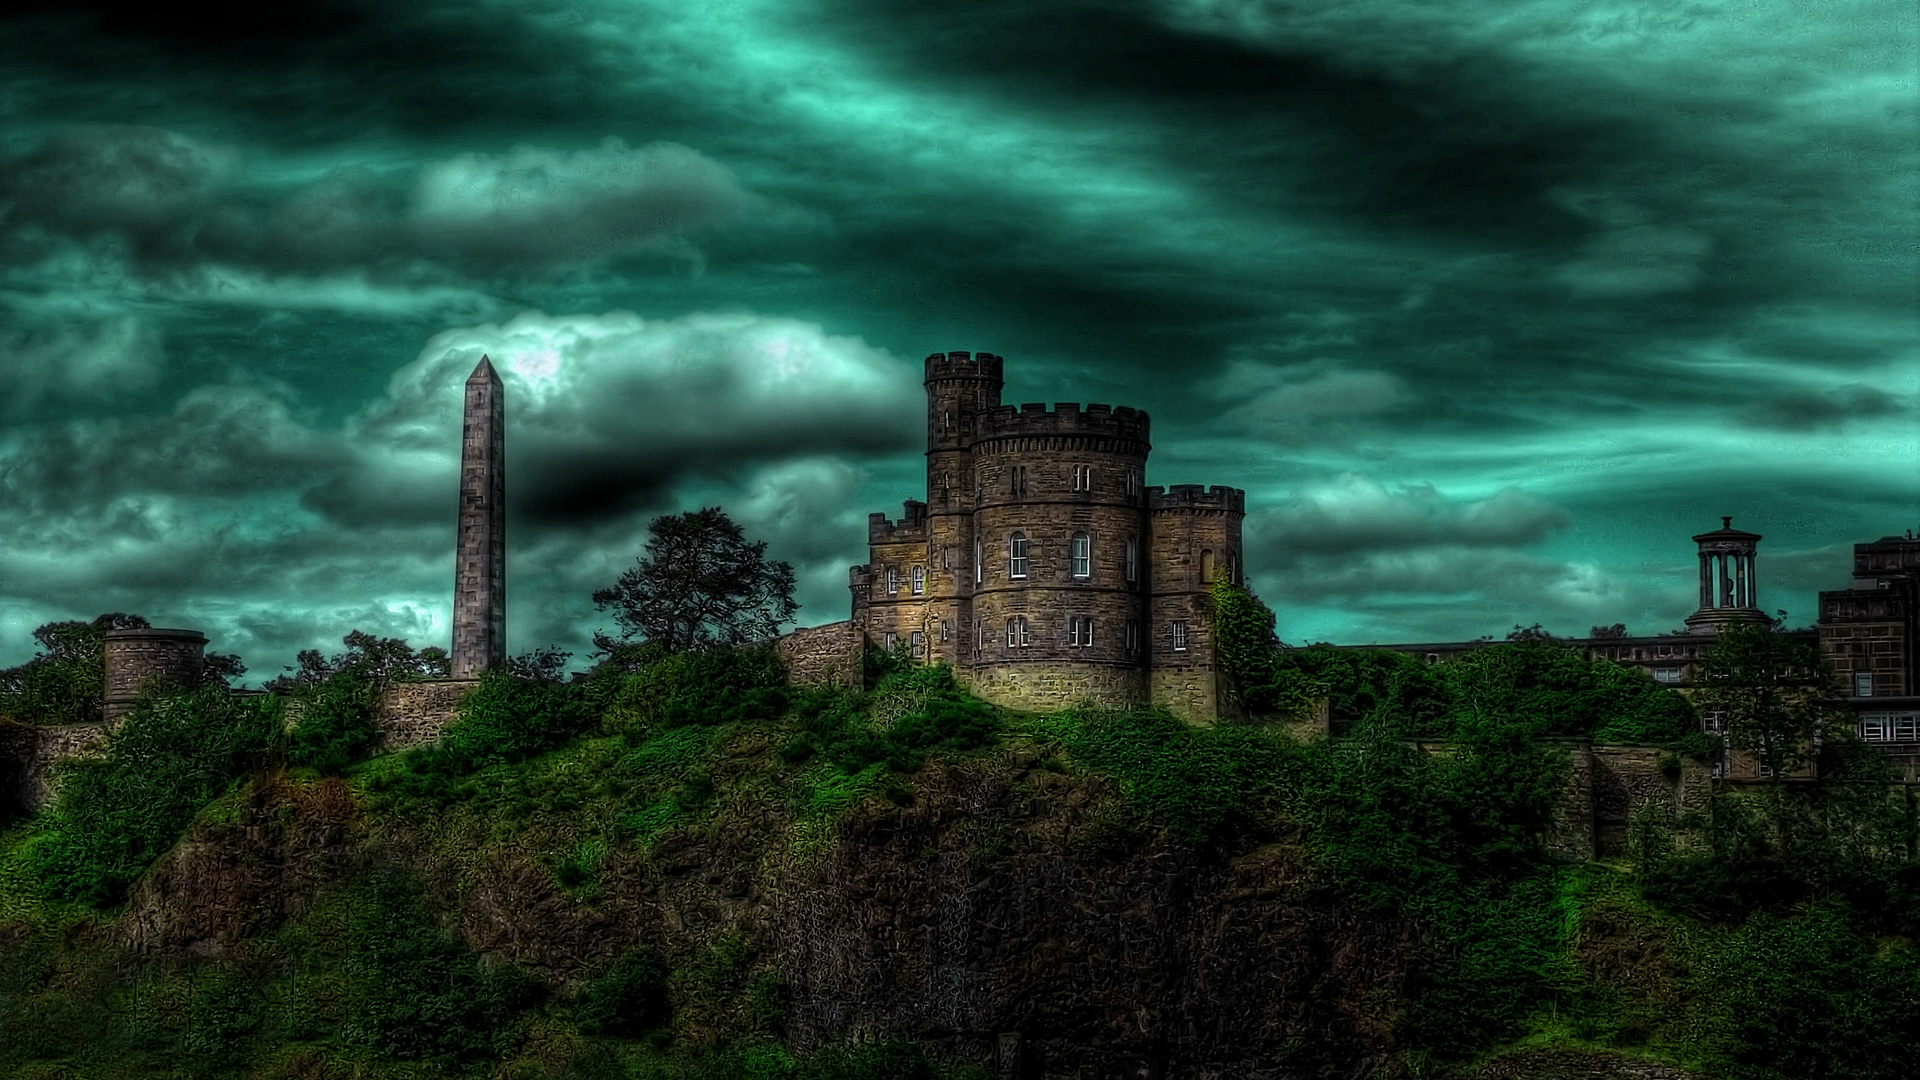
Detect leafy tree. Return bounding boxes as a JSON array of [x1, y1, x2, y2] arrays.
[[265, 629, 450, 690], [1589, 623, 1629, 639], [0, 613, 149, 725], [593, 507, 797, 656], [1693, 622, 1850, 781]]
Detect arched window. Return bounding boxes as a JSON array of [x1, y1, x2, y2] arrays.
[[1201, 549, 1215, 583], [1006, 616, 1030, 648], [1071, 532, 1091, 578], [911, 565, 926, 595], [1072, 464, 1092, 491], [1009, 533, 1029, 578], [886, 566, 898, 594], [1124, 538, 1139, 584], [1068, 615, 1093, 647]]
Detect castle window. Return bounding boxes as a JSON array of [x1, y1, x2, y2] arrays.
[[940, 620, 951, 643], [1010, 466, 1028, 497], [1069, 615, 1094, 647], [1170, 621, 1188, 652], [942, 547, 953, 571], [886, 567, 898, 594], [1126, 470, 1141, 504], [910, 631, 926, 658], [975, 539, 983, 585], [884, 632, 897, 650], [1201, 549, 1215, 583], [1125, 619, 1140, 655], [1654, 667, 1682, 684], [1856, 671, 1875, 697], [1124, 539, 1139, 584], [1072, 464, 1092, 492], [911, 565, 926, 595], [1009, 533, 1029, 579], [1006, 616, 1030, 649], [1071, 532, 1091, 579]]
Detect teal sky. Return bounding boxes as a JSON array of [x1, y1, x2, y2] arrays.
[[1, 0, 1915, 682]]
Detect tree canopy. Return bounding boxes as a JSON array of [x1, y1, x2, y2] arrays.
[[593, 507, 797, 657], [1693, 622, 1850, 780]]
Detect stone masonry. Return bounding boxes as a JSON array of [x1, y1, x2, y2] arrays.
[[849, 351, 1246, 721], [453, 355, 506, 679], [773, 622, 864, 690]]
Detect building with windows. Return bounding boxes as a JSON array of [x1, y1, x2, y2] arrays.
[[848, 351, 1245, 719], [1819, 532, 1920, 775]]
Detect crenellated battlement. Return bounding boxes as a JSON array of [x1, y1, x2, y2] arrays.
[[973, 401, 1151, 445], [1147, 485, 1245, 514], [924, 351, 1006, 385], [868, 500, 930, 544]]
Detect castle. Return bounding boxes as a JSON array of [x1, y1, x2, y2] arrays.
[[845, 351, 1244, 720]]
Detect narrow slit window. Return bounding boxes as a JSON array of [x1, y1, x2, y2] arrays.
[[1124, 538, 1139, 584], [1125, 619, 1139, 655], [975, 539, 983, 585], [1171, 620, 1188, 651], [1072, 464, 1092, 491]]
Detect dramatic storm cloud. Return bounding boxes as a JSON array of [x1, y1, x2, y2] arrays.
[[0, 0, 1913, 677]]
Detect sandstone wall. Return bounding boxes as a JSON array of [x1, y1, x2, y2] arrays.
[[966, 662, 1147, 713], [774, 623, 865, 690], [21, 722, 110, 811], [373, 679, 479, 752]]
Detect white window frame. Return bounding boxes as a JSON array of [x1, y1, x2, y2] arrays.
[[1006, 616, 1030, 649], [1072, 464, 1092, 492], [1855, 671, 1875, 697], [1069, 615, 1093, 648], [883, 631, 897, 650], [910, 630, 926, 658], [911, 565, 926, 595], [974, 539, 983, 585], [1171, 620, 1188, 652], [940, 619, 951, 643], [1009, 533, 1029, 579], [885, 566, 898, 594], [1071, 532, 1091, 579]]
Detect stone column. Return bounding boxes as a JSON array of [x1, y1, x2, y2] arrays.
[[1699, 553, 1712, 608], [1745, 554, 1758, 611], [452, 356, 505, 678]]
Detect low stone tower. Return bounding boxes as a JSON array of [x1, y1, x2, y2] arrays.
[[102, 627, 207, 721], [453, 355, 506, 678], [1684, 517, 1768, 635]]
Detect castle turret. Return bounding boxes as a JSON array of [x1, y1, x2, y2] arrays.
[[1147, 485, 1246, 720], [103, 627, 207, 721]]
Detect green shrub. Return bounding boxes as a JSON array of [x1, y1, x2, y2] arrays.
[[612, 646, 789, 733], [1044, 705, 1287, 845], [786, 667, 999, 777], [29, 684, 281, 905], [336, 869, 543, 1064], [577, 947, 670, 1038], [284, 671, 380, 774]]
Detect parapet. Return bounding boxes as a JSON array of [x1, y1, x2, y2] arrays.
[[868, 509, 930, 544], [973, 401, 1151, 446], [924, 351, 1006, 385], [1147, 485, 1246, 514]]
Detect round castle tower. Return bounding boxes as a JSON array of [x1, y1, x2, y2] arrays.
[[851, 350, 1246, 720], [102, 627, 207, 721]]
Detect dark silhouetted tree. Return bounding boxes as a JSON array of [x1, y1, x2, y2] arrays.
[[593, 507, 797, 656], [1694, 622, 1849, 781], [265, 630, 450, 690], [0, 613, 150, 725]]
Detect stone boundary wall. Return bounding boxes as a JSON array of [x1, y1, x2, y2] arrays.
[[20, 722, 111, 811], [774, 623, 864, 690], [968, 661, 1147, 713], [373, 679, 479, 752]]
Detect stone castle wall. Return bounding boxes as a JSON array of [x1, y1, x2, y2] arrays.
[[773, 623, 864, 690], [967, 661, 1148, 713], [374, 679, 479, 751], [102, 628, 207, 721]]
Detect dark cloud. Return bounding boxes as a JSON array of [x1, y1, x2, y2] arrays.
[[1739, 384, 1907, 432]]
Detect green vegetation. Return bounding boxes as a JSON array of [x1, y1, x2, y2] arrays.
[[1, 592, 1916, 1079], [26, 683, 281, 905]]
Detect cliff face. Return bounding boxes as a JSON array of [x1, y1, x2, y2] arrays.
[[104, 743, 1425, 1078]]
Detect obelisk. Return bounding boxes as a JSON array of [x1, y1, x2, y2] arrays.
[[453, 355, 505, 677]]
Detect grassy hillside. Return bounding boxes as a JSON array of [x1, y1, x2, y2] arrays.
[[1, 639, 1916, 1079]]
